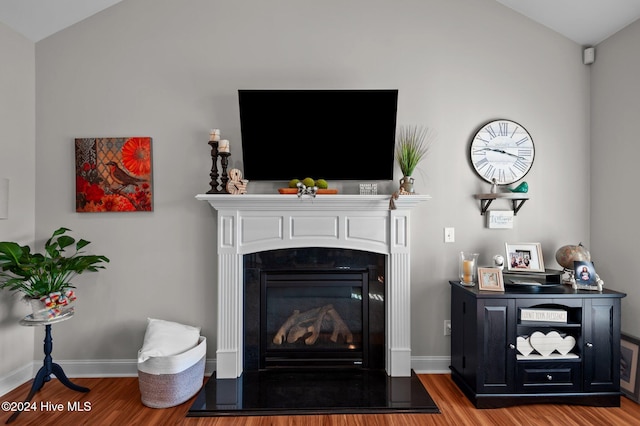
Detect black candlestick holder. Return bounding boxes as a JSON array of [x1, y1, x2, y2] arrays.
[[207, 141, 232, 194], [219, 152, 231, 192]]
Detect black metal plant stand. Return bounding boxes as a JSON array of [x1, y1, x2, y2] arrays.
[[6, 314, 89, 424]]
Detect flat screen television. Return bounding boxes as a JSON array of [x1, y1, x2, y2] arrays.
[[238, 89, 398, 181]]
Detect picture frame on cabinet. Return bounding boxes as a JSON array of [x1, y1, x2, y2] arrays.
[[477, 267, 504, 291], [621, 333, 640, 403], [574, 260, 597, 286], [505, 242, 545, 272]]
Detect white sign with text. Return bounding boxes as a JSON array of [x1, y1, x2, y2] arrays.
[[487, 210, 514, 229]]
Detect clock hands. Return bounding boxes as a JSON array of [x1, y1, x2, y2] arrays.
[[493, 148, 525, 160], [477, 147, 526, 160]]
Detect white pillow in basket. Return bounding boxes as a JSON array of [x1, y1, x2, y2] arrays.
[[137, 318, 201, 363]]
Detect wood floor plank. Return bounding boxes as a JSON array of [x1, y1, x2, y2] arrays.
[[2, 374, 639, 425]]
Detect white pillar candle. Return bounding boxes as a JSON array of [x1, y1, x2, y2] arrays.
[[209, 129, 221, 141], [218, 139, 230, 153]]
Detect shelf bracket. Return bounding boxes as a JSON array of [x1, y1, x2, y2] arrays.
[[511, 199, 527, 215], [479, 199, 494, 215]]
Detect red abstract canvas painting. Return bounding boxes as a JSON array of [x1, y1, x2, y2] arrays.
[[75, 137, 153, 212]]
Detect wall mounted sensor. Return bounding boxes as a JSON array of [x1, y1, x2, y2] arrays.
[[583, 47, 595, 65]]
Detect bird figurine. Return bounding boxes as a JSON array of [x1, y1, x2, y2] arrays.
[[509, 181, 528, 193], [106, 161, 147, 188]]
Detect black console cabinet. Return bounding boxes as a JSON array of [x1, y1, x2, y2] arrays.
[[449, 281, 626, 408]]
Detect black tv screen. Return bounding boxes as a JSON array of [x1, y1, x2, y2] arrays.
[[238, 89, 398, 181]]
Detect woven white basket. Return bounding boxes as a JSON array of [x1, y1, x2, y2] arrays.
[[138, 336, 206, 408]]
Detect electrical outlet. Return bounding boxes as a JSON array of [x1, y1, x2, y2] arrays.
[[444, 227, 455, 243], [444, 320, 451, 336]]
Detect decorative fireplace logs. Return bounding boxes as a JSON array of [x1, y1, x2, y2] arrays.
[[272, 304, 353, 346]]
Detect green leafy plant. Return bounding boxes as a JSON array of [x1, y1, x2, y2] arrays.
[[395, 125, 435, 177], [0, 227, 109, 299]]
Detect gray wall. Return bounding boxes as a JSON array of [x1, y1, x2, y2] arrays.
[[19, 0, 593, 366], [0, 23, 36, 382], [591, 19, 640, 338]]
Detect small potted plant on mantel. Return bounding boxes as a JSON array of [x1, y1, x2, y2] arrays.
[[0, 227, 109, 320], [395, 125, 435, 193]]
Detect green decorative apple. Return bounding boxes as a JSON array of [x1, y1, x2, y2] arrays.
[[315, 179, 328, 189]]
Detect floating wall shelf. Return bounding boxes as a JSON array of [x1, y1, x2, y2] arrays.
[[473, 192, 529, 215]]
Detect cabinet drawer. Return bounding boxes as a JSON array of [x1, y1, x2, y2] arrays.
[[517, 362, 581, 393]]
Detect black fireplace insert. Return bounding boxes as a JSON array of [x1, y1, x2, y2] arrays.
[[244, 248, 385, 371]]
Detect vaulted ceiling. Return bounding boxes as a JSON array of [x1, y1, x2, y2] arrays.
[[0, 0, 639, 46], [0, 0, 123, 42], [494, 0, 640, 46]]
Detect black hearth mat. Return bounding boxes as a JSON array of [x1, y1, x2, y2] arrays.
[[187, 369, 439, 416]]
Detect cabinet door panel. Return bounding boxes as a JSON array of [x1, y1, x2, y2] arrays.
[[583, 299, 621, 392], [450, 287, 464, 375], [450, 285, 478, 387], [477, 300, 515, 393]]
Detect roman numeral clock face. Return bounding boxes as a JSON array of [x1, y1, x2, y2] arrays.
[[470, 119, 535, 185]]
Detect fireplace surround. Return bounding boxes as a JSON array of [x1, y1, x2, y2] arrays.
[[196, 194, 429, 379]]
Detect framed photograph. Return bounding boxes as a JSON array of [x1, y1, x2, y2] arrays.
[[505, 242, 545, 272], [621, 333, 640, 403], [478, 267, 504, 291], [574, 260, 597, 286]]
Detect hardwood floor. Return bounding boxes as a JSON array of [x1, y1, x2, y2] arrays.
[[2, 374, 640, 425]]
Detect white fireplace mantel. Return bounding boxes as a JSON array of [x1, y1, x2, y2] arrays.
[[196, 193, 430, 378]]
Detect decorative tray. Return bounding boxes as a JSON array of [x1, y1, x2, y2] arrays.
[[20, 308, 74, 325], [277, 188, 339, 194]]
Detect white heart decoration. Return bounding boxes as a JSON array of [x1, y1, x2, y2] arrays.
[[556, 334, 576, 355], [517, 336, 534, 356], [529, 331, 562, 357], [529, 331, 576, 356]]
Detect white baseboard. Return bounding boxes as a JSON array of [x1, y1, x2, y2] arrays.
[[0, 356, 449, 396], [53, 358, 219, 378], [0, 358, 218, 397], [54, 359, 140, 377], [411, 356, 451, 374], [0, 362, 36, 397]]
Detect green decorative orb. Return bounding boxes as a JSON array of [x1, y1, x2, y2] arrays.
[[302, 177, 315, 187], [288, 179, 300, 188], [555, 243, 591, 270], [315, 179, 328, 189]]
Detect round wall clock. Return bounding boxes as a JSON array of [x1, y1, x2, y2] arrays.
[[469, 119, 535, 185]]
